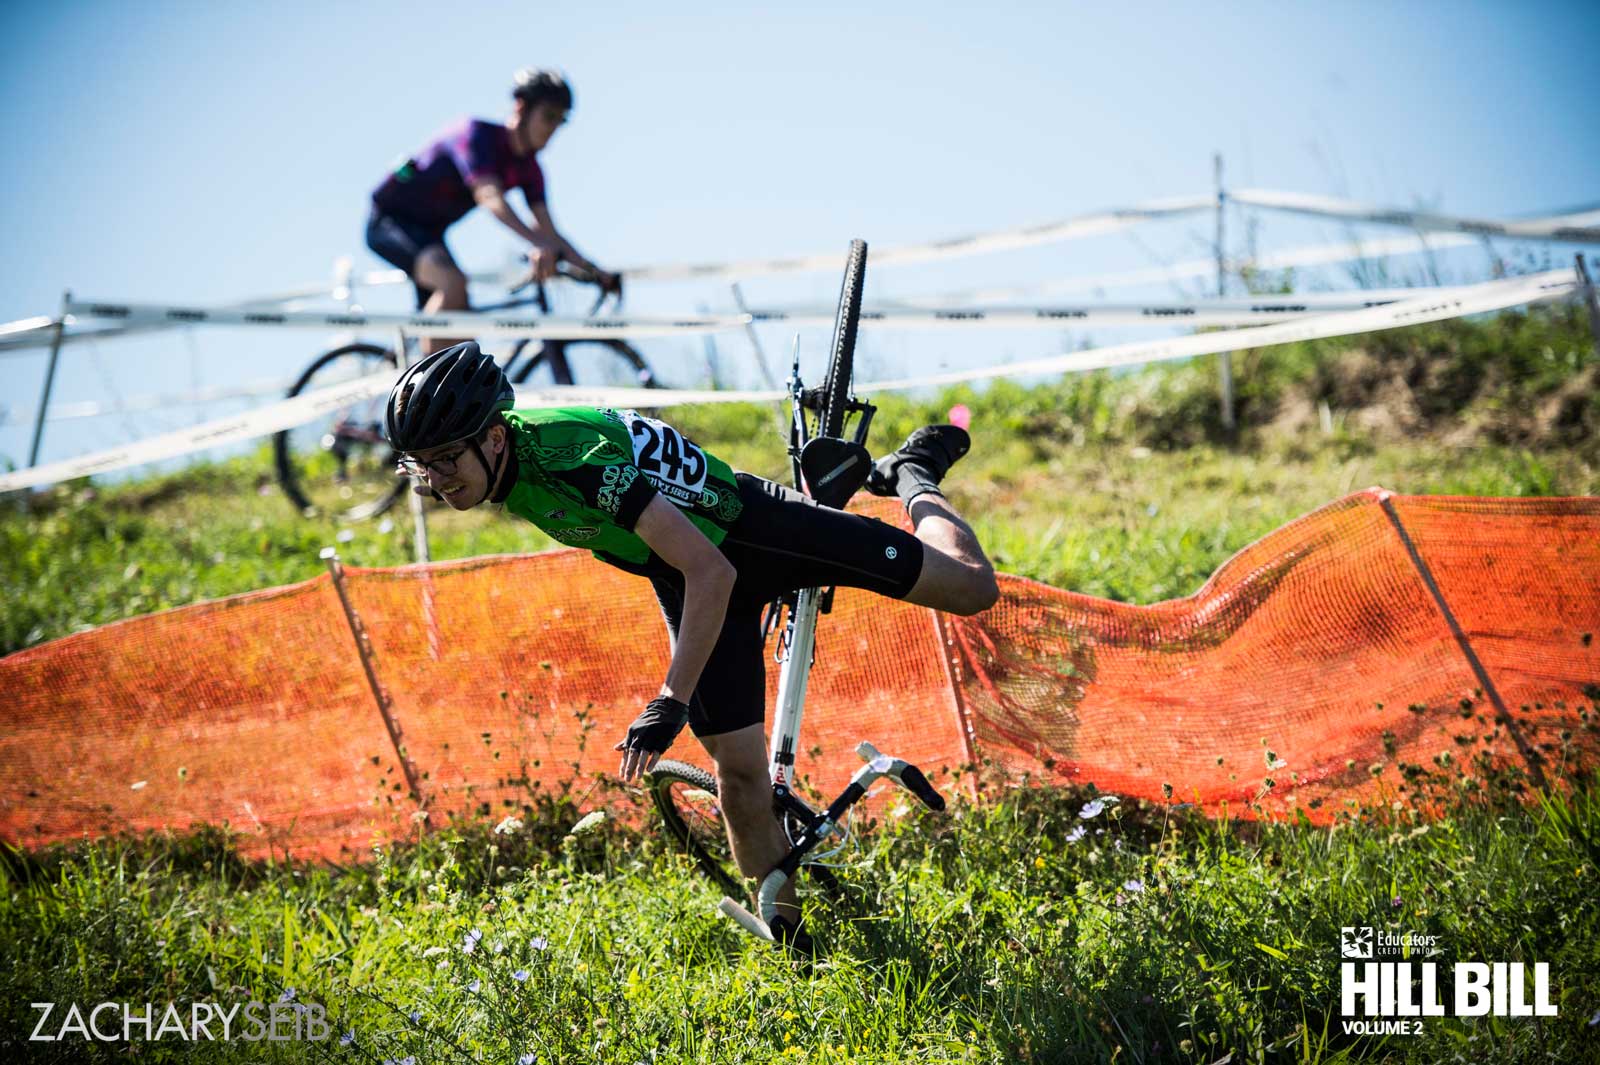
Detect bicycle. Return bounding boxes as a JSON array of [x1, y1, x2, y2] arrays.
[[272, 262, 659, 522], [645, 240, 948, 941]]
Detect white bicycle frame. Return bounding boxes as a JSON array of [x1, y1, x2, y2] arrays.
[[716, 350, 945, 941]]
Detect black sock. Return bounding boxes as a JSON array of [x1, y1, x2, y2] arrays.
[[896, 462, 942, 507]]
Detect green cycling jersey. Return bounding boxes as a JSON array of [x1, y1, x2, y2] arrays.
[[498, 407, 744, 564]]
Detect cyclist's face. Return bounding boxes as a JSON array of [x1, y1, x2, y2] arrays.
[[401, 427, 505, 509], [522, 103, 568, 150]]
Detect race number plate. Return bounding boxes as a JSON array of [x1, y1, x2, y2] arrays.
[[621, 410, 708, 507]]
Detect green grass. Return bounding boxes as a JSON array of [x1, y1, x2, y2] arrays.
[[1, 303, 1597, 1062], [3, 783, 1597, 1062]]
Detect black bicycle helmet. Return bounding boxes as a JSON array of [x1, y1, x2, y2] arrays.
[[385, 342, 515, 452], [512, 68, 574, 111]]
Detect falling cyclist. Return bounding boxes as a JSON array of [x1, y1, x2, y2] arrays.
[[384, 342, 997, 952]]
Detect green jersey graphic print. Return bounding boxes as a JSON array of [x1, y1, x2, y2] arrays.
[[500, 407, 743, 564]]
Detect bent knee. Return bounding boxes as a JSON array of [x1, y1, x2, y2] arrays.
[[712, 755, 769, 794], [951, 565, 999, 616]]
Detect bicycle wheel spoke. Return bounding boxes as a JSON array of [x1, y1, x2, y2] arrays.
[[274, 344, 405, 521]]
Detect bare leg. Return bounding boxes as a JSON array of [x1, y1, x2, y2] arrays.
[[411, 245, 470, 356], [901, 492, 999, 616], [699, 724, 800, 922]]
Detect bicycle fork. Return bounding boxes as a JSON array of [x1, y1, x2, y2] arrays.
[[718, 739, 947, 940], [718, 588, 948, 940]]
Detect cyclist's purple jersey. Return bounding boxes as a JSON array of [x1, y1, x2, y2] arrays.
[[371, 117, 546, 229]]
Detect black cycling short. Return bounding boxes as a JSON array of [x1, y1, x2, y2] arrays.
[[642, 473, 924, 738], [365, 208, 452, 310]]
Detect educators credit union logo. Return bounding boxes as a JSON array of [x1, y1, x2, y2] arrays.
[[1336, 926, 1556, 1037]]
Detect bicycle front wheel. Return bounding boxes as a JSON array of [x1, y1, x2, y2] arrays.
[[273, 342, 405, 521], [649, 760, 745, 899], [819, 239, 867, 439], [649, 760, 846, 903]]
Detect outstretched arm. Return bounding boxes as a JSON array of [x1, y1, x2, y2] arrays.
[[615, 494, 735, 781], [527, 201, 607, 277], [472, 179, 554, 248]]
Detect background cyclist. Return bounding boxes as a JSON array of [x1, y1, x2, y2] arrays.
[[366, 68, 621, 355], [384, 343, 998, 953]]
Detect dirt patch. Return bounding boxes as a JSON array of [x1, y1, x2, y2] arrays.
[[1275, 344, 1595, 449]]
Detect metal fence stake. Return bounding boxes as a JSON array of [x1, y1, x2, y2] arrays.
[[1215, 154, 1236, 431], [323, 547, 430, 810], [1576, 255, 1600, 361], [26, 292, 70, 469]]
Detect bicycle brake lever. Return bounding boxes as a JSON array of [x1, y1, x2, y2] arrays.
[[855, 742, 947, 812]]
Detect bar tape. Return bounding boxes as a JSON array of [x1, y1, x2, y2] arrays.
[[1, 269, 1574, 494]]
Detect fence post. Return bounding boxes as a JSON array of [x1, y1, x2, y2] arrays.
[[323, 547, 430, 810], [26, 292, 70, 469], [1376, 493, 1548, 790], [1576, 255, 1600, 360], [729, 282, 780, 389], [395, 327, 432, 566], [1214, 154, 1236, 431], [930, 610, 982, 801]]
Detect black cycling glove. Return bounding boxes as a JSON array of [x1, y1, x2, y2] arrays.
[[622, 696, 690, 755]]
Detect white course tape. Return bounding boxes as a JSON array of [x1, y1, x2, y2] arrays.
[[0, 377, 294, 428], [860, 270, 1577, 391], [756, 292, 1459, 328], [62, 300, 750, 340], [616, 195, 1216, 281], [1229, 190, 1600, 243], [62, 290, 1484, 340], [0, 376, 779, 493], [895, 233, 1485, 305], [2, 270, 1574, 493], [338, 197, 1596, 289]]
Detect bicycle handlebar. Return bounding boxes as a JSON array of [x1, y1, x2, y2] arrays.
[[855, 741, 947, 812], [508, 258, 623, 316]]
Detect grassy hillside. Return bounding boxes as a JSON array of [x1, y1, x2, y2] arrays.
[[1, 304, 1596, 1063]]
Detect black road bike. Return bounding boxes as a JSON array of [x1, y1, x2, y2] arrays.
[[272, 264, 658, 522]]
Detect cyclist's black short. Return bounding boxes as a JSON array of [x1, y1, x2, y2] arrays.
[[643, 472, 924, 738], [365, 207, 452, 310]]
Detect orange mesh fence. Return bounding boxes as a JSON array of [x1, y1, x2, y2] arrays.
[[0, 578, 416, 859], [941, 490, 1599, 817], [2, 490, 1596, 857]]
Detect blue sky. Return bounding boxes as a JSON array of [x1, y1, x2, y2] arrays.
[[2, 1, 1597, 468]]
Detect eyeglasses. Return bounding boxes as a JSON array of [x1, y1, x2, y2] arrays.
[[397, 445, 470, 478], [539, 107, 569, 126]]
